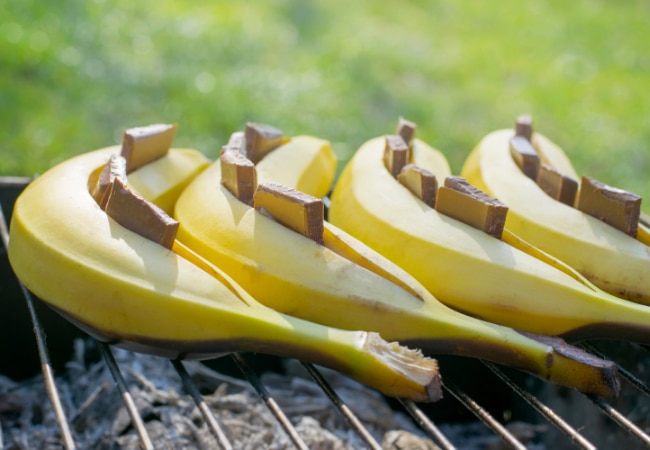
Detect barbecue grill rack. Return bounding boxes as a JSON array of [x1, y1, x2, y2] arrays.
[[2, 176, 650, 450]]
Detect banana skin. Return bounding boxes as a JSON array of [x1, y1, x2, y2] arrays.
[[8, 146, 443, 403], [461, 128, 650, 306], [175, 134, 620, 397], [329, 136, 650, 346]]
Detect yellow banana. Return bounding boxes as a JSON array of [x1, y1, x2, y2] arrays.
[[174, 129, 620, 397], [461, 125, 650, 305], [8, 143, 443, 403], [328, 133, 650, 347]]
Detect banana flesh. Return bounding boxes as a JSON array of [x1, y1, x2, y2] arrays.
[[175, 133, 620, 397], [8, 146, 443, 402], [461, 128, 650, 305], [328, 135, 650, 346]]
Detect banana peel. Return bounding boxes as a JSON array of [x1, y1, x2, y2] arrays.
[[461, 127, 650, 306], [174, 131, 621, 398], [8, 145, 443, 403], [328, 134, 650, 347]]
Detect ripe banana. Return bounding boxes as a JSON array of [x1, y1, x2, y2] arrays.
[[461, 125, 650, 305], [174, 128, 620, 397], [328, 133, 650, 347], [8, 143, 443, 403]]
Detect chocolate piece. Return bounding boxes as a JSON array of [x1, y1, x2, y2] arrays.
[[383, 135, 409, 178], [92, 154, 127, 207], [395, 117, 416, 148], [509, 136, 540, 180], [220, 149, 257, 205], [244, 123, 284, 164], [435, 176, 509, 239], [576, 176, 641, 237], [397, 164, 438, 208], [253, 182, 324, 244], [103, 178, 179, 249], [515, 114, 533, 141], [221, 131, 245, 155], [536, 164, 578, 206], [121, 123, 178, 173]]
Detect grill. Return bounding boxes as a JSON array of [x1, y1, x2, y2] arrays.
[[1, 176, 649, 450]]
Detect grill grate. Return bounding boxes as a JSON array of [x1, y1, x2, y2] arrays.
[[2, 177, 650, 449]]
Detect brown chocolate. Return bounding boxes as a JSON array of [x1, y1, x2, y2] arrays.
[[515, 114, 533, 141], [576, 176, 641, 237], [121, 123, 178, 173], [397, 164, 438, 208], [435, 176, 509, 239], [509, 136, 540, 180], [536, 164, 578, 206], [92, 154, 127, 207], [253, 182, 324, 244], [221, 131, 245, 155], [220, 149, 257, 205], [395, 117, 416, 148], [383, 135, 409, 178], [244, 123, 284, 164], [103, 178, 179, 249]]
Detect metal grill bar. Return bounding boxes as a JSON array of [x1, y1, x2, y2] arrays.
[[299, 361, 382, 450], [171, 359, 233, 450], [581, 343, 650, 397], [398, 399, 456, 450], [589, 395, 650, 448], [443, 380, 527, 450], [98, 342, 154, 450], [1, 202, 77, 450], [230, 353, 309, 450], [482, 361, 596, 450]]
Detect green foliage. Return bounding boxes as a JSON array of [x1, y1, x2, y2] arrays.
[[2, 0, 649, 200]]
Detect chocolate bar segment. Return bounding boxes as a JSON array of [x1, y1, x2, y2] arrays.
[[220, 149, 257, 205], [92, 154, 127, 207], [435, 176, 509, 239], [576, 176, 641, 237], [397, 164, 438, 208], [395, 117, 416, 148], [536, 164, 579, 206], [103, 178, 179, 249], [121, 123, 178, 173], [244, 123, 284, 164], [515, 114, 534, 141], [253, 182, 324, 244], [510, 136, 540, 180], [383, 135, 409, 178]]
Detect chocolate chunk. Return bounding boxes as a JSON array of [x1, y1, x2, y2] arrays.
[[536, 164, 579, 206], [383, 135, 409, 178], [515, 114, 534, 141], [103, 178, 179, 249], [220, 149, 257, 205], [510, 136, 540, 180], [92, 154, 127, 208], [244, 123, 284, 164], [435, 176, 509, 239], [253, 182, 324, 244], [576, 176, 642, 237], [395, 117, 416, 148], [121, 123, 178, 173], [397, 164, 438, 208]]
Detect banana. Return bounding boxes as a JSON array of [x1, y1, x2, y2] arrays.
[[174, 129, 621, 397], [461, 125, 650, 305], [328, 133, 650, 347], [7, 144, 444, 403]]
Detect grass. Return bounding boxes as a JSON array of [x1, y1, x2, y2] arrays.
[[2, 0, 650, 201]]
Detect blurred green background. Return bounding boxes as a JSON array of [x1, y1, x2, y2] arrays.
[[2, 0, 649, 202]]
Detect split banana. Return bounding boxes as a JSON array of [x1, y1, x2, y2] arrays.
[[328, 122, 650, 349], [7, 125, 443, 403], [460, 118, 650, 305], [174, 124, 620, 397]]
